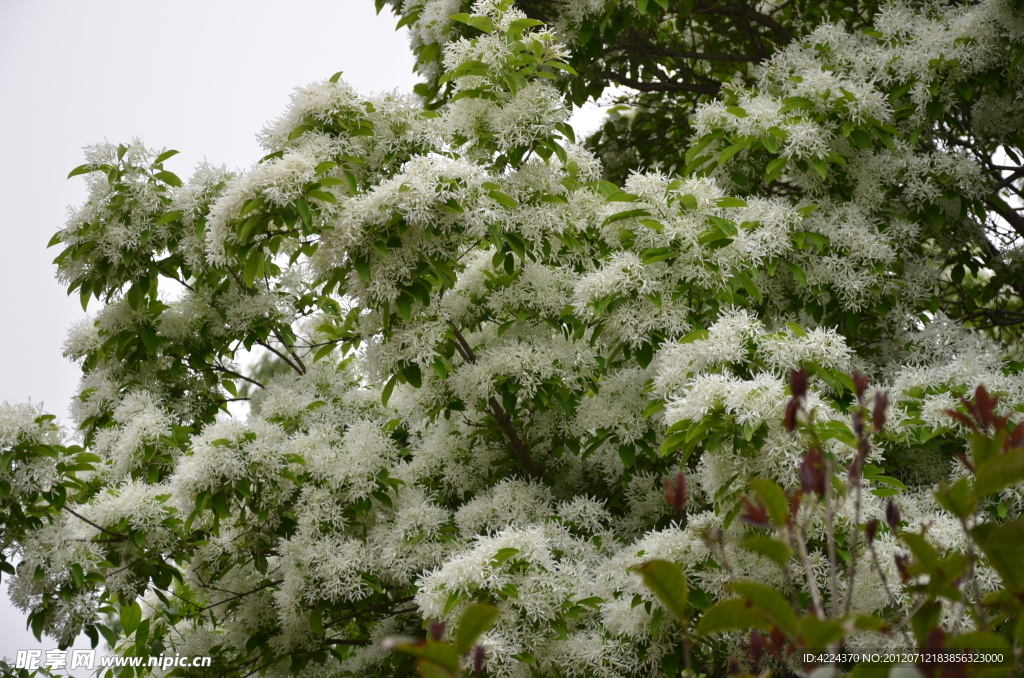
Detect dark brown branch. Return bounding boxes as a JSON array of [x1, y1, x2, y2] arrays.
[[191, 580, 283, 614], [211, 364, 266, 389], [63, 506, 129, 541], [604, 45, 761, 62], [605, 72, 721, 95], [254, 340, 303, 375], [987, 195, 1024, 241], [446, 321, 539, 478], [273, 328, 307, 374]]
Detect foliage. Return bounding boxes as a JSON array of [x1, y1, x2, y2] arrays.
[[384, 0, 1024, 354], [1, 1, 1024, 677]]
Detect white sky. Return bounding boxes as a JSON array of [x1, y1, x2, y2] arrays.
[[0, 1, 610, 672]]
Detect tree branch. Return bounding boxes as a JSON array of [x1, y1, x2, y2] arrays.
[[446, 321, 539, 478]]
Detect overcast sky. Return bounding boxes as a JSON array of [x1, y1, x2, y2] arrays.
[[0, 1, 608, 672]]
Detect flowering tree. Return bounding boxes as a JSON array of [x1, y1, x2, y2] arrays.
[[2, 1, 1024, 677]]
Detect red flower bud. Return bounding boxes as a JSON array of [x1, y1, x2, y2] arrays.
[[852, 408, 865, 439], [973, 385, 993, 431], [865, 518, 879, 544], [783, 397, 801, 432], [799, 447, 826, 498], [885, 499, 901, 533], [849, 451, 864, 481], [748, 631, 767, 666], [663, 471, 687, 517], [740, 496, 770, 528], [789, 368, 808, 400], [853, 371, 869, 402], [894, 553, 910, 583], [872, 391, 888, 432], [473, 645, 485, 675], [789, 489, 804, 519], [1006, 420, 1024, 452]]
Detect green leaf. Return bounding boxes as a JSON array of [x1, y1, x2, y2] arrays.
[[809, 157, 829, 180], [154, 170, 183, 187], [734, 271, 762, 304], [642, 399, 665, 419], [779, 96, 815, 114], [741, 536, 792, 566], [68, 163, 96, 179], [396, 295, 412, 323], [679, 329, 709, 344], [632, 560, 689, 622], [783, 260, 807, 287], [121, 601, 142, 635], [454, 604, 500, 653], [947, 631, 1010, 652], [288, 124, 316, 141], [642, 247, 676, 265], [243, 251, 262, 287], [765, 157, 788, 183], [309, 603, 325, 635], [508, 18, 544, 34], [800, 615, 846, 648], [934, 477, 977, 519], [405, 363, 422, 389], [307, 189, 337, 204], [488, 190, 518, 209], [156, 210, 184, 225], [240, 196, 265, 217], [547, 61, 579, 76], [70, 563, 84, 588], [296, 198, 312, 227], [154, 149, 180, 165], [718, 142, 747, 165], [604, 208, 651, 225], [748, 479, 789, 527], [397, 642, 461, 672], [696, 598, 761, 636], [973, 517, 1024, 593], [716, 197, 748, 208], [354, 256, 371, 283], [729, 581, 798, 637], [451, 13, 494, 33], [975, 449, 1024, 497]]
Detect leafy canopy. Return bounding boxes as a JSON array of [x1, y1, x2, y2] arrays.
[[2, 1, 1024, 677]]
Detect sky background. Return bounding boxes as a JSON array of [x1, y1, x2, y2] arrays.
[[0, 1, 608, 672]]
